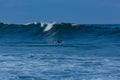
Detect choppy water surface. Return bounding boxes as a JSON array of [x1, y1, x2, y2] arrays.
[[0, 54, 120, 80]]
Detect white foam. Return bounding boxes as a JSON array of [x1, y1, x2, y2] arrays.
[[72, 23, 77, 26], [24, 22, 38, 25], [40, 22, 45, 27], [24, 22, 31, 25], [33, 21, 37, 24], [44, 22, 55, 32]]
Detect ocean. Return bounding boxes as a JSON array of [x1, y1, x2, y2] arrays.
[[0, 22, 120, 80]]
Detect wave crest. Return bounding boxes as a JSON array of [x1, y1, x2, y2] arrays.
[[0, 22, 120, 43]]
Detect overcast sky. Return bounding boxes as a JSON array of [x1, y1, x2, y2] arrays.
[[0, 0, 120, 24]]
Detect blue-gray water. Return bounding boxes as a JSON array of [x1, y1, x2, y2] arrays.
[[0, 22, 120, 80]]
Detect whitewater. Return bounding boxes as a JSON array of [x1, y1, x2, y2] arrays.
[[0, 22, 120, 80]]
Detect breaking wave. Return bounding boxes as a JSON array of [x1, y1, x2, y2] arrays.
[[0, 22, 120, 46], [0, 22, 120, 43], [0, 22, 120, 56]]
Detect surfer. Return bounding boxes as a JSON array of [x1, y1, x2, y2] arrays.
[[57, 40, 63, 44]]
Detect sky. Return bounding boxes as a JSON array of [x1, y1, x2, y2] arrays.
[[0, 0, 120, 24]]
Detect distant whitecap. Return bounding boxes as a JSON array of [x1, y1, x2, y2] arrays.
[[40, 22, 45, 27], [33, 22, 37, 24], [24, 22, 38, 25], [24, 22, 31, 25], [72, 23, 77, 26]]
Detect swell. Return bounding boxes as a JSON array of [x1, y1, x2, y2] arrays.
[[0, 22, 120, 43]]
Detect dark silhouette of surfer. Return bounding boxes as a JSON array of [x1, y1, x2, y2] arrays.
[[57, 40, 63, 44]]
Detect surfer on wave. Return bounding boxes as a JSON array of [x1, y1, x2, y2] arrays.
[[56, 40, 63, 44]]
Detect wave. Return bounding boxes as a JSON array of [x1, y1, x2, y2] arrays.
[[0, 22, 120, 43]]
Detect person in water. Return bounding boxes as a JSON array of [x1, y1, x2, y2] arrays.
[[57, 40, 63, 43]]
